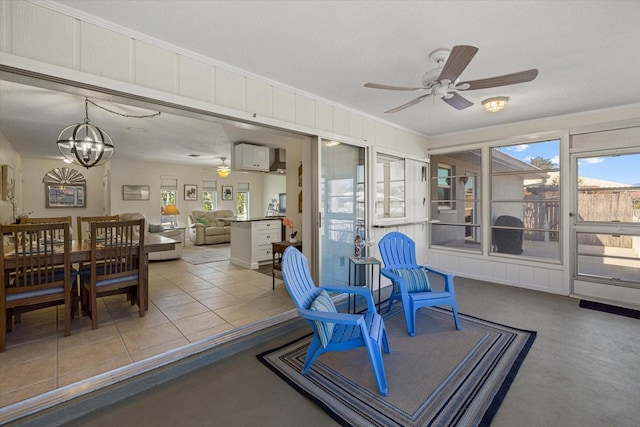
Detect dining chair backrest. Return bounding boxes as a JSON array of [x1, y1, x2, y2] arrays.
[[81, 218, 145, 329], [1, 222, 72, 352], [76, 215, 119, 242], [22, 216, 72, 225], [22, 216, 73, 240]]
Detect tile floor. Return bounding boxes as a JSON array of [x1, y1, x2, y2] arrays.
[[0, 256, 294, 408]]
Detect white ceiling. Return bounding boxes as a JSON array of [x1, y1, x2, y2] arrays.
[[2, 1, 640, 164]]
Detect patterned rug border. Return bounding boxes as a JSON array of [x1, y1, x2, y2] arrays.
[[258, 305, 536, 427]]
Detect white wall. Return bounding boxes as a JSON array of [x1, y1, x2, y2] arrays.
[[20, 158, 105, 220], [109, 159, 268, 226], [262, 173, 286, 215], [0, 130, 22, 222]]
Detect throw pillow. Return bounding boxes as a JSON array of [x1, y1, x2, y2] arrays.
[[215, 219, 227, 227], [148, 224, 165, 233], [309, 289, 337, 348], [196, 216, 211, 227], [391, 268, 432, 293]]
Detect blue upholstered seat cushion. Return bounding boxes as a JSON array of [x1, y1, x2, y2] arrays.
[[309, 289, 337, 348], [391, 268, 432, 293]]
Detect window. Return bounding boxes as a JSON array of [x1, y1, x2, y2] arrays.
[[237, 181, 249, 219], [160, 176, 177, 225], [375, 153, 405, 219], [202, 178, 217, 211], [490, 139, 560, 261], [437, 164, 453, 210], [430, 150, 481, 252]]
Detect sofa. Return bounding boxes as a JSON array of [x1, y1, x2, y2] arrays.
[[119, 212, 184, 260], [187, 210, 235, 245]]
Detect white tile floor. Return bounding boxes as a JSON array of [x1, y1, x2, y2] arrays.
[[0, 256, 294, 408]]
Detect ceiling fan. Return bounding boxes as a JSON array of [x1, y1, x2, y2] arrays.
[[364, 45, 538, 113], [217, 157, 231, 177]]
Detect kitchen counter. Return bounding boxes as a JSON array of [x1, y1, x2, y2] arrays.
[[232, 216, 284, 222], [230, 219, 283, 269]]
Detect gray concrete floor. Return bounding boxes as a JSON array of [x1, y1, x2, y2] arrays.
[[39, 277, 640, 426]]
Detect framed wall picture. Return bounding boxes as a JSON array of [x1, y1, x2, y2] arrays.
[[46, 183, 86, 208], [184, 184, 198, 201], [221, 185, 233, 201], [122, 185, 150, 201]]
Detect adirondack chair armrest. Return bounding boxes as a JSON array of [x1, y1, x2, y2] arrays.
[[422, 266, 456, 292], [322, 285, 377, 312], [380, 268, 412, 299], [380, 267, 401, 281], [298, 308, 362, 325]]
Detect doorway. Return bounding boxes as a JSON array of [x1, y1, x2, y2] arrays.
[[572, 151, 640, 305]]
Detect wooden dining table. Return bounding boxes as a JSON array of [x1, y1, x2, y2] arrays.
[[2, 233, 178, 311]]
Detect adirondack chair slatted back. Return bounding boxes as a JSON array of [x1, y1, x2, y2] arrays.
[[280, 245, 390, 396], [281, 246, 319, 310], [378, 231, 418, 269], [379, 231, 461, 335]]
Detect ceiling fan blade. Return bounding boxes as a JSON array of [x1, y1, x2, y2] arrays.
[[438, 45, 478, 83], [441, 92, 474, 110], [385, 94, 432, 113], [364, 82, 425, 91], [459, 69, 539, 90]]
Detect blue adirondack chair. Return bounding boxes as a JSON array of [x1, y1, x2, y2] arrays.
[[378, 232, 461, 336], [281, 246, 390, 396]]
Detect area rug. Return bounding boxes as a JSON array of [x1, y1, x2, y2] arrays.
[[180, 243, 230, 265], [579, 299, 640, 319], [258, 304, 536, 427]]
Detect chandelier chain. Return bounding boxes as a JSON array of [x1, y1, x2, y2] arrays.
[[85, 98, 161, 119]]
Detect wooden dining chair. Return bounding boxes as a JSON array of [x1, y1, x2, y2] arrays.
[[79, 218, 145, 329], [76, 215, 119, 242], [1, 222, 75, 352], [12, 217, 79, 323]]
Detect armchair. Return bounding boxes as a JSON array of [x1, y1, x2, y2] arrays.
[[378, 231, 461, 336], [281, 246, 390, 395]]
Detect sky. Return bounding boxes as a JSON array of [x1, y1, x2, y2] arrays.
[[499, 140, 640, 186]]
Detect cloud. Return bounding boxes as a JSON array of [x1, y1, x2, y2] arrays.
[[550, 156, 560, 166], [579, 157, 605, 165], [507, 144, 529, 152]]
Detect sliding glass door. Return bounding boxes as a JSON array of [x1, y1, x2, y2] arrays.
[[319, 140, 366, 286]]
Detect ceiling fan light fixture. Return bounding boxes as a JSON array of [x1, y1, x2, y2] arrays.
[[482, 96, 509, 113], [217, 157, 231, 177]]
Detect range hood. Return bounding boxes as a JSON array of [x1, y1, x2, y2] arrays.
[[269, 148, 286, 174]]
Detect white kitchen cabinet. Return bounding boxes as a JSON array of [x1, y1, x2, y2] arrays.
[[230, 219, 281, 269], [234, 143, 269, 171]]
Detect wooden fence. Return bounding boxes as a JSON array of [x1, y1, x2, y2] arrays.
[[524, 188, 639, 247]]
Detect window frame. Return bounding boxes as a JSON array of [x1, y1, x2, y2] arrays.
[[437, 163, 454, 211], [160, 176, 177, 225], [202, 178, 217, 211], [490, 138, 562, 262], [375, 152, 405, 220]]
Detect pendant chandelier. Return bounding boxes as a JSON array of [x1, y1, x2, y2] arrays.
[[57, 98, 114, 169], [57, 97, 161, 169]]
